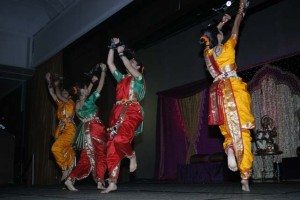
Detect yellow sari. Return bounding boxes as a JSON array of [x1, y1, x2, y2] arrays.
[[51, 99, 76, 170], [204, 36, 255, 179]]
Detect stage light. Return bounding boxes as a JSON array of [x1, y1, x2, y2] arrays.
[[226, 1, 232, 7], [212, 0, 235, 12]]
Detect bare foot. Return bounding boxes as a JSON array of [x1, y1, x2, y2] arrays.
[[97, 182, 105, 190], [101, 182, 117, 193], [64, 179, 78, 191], [241, 179, 250, 192], [227, 148, 238, 172], [129, 152, 137, 172]]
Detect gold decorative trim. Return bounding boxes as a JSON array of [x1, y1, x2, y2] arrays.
[[222, 79, 244, 167]]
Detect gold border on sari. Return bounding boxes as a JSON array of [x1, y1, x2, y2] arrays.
[[222, 79, 244, 167]]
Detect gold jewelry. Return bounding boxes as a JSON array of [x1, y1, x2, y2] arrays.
[[238, 2, 245, 16]]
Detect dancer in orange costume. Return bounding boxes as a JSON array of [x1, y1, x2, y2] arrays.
[[200, 0, 254, 191], [45, 73, 76, 181]]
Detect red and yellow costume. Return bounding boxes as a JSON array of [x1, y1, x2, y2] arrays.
[[51, 99, 76, 171], [107, 70, 145, 182], [204, 36, 255, 179], [68, 91, 107, 184]]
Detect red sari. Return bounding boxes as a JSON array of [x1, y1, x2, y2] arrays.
[[68, 91, 107, 184], [107, 72, 144, 182]]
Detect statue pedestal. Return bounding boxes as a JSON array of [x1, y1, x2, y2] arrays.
[[255, 151, 283, 182]]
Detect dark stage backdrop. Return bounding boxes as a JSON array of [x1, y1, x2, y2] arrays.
[[63, 44, 116, 128], [135, 0, 300, 179], [26, 53, 63, 185], [61, 0, 300, 179], [0, 86, 23, 183]]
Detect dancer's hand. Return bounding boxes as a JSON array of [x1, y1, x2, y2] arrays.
[[91, 75, 98, 83], [241, 0, 248, 7], [112, 38, 120, 45], [53, 80, 60, 87], [222, 14, 231, 23], [117, 45, 125, 54], [100, 63, 107, 72], [45, 72, 51, 83]]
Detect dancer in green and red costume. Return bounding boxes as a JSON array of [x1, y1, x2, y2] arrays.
[[64, 64, 108, 191], [102, 38, 145, 193]]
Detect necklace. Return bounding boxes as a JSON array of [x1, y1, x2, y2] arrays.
[[214, 45, 223, 57]]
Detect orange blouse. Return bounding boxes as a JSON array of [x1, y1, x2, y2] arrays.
[[56, 99, 75, 120]]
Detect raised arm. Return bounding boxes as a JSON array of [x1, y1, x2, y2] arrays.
[[45, 72, 58, 102], [87, 81, 94, 96], [107, 39, 118, 74], [232, 0, 247, 38], [54, 81, 69, 103], [95, 64, 107, 92], [117, 45, 142, 79], [86, 74, 99, 96]]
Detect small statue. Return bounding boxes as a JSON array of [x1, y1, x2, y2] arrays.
[[255, 115, 279, 154]]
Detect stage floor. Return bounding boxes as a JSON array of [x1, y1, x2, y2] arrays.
[[1, 181, 300, 200]]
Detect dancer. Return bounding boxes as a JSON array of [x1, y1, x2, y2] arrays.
[[200, 0, 254, 191], [45, 73, 76, 181], [102, 38, 145, 193], [64, 64, 107, 191]]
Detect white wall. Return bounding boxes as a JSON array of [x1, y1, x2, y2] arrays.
[[135, 0, 300, 179]]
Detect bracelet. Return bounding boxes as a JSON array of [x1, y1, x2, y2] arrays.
[[108, 43, 116, 49], [238, 5, 245, 16], [239, 2, 245, 11], [119, 53, 125, 57], [237, 10, 245, 17]]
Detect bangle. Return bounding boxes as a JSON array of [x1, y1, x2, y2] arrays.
[[119, 53, 124, 57], [238, 10, 245, 17], [238, 2, 245, 15], [108, 43, 116, 49]]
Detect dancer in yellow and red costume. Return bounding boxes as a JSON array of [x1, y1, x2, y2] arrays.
[[200, 0, 255, 191]]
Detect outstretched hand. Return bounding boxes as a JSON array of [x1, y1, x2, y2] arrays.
[[241, 0, 248, 6], [117, 45, 125, 54], [45, 72, 51, 83], [53, 80, 60, 87], [222, 14, 231, 23], [91, 75, 99, 83], [112, 38, 120, 45], [100, 63, 107, 71]]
